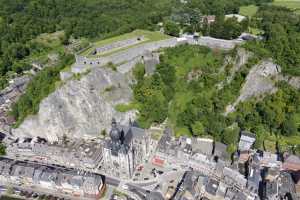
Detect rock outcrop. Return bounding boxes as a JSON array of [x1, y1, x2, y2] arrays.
[[225, 60, 281, 114], [13, 67, 136, 142]]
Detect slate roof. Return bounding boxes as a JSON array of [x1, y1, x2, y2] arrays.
[[205, 178, 219, 195], [283, 155, 300, 171], [146, 191, 164, 200], [214, 142, 229, 161], [192, 138, 213, 156]]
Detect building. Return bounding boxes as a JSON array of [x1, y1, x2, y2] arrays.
[[223, 167, 247, 189], [260, 151, 281, 168], [10, 164, 35, 185], [102, 119, 151, 179], [214, 142, 230, 162], [0, 157, 105, 199], [0, 75, 31, 134], [143, 51, 160, 76], [282, 154, 300, 195], [192, 138, 213, 156], [238, 131, 256, 151], [225, 14, 246, 22], [152, 128, 178, 167], [261, 172, 297, 200], [6, 137, 103, 169], [247, 154, 261, 195], [200, 15, 216, 25]]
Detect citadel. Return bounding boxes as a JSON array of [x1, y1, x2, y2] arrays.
[[0, 29, 299, 200]]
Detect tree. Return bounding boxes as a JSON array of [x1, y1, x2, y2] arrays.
[[0, 143, 6, 155], [191, 121, 205, 136], [222, 125, 240, 145], [133, 63, 145, 82], [227, 143, 237, 155], [281, 116, 297, 136], [164, 20, 180, 37], [201, 18, 210, 36], [266, 23, 289, 61], [101, 129, 107, 137]]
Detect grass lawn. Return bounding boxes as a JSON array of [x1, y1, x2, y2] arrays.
[[80, 29, 171, 57], [271, 0, 300, 14], [239, 5, 258, 17]]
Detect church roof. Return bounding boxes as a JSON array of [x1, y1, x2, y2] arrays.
[[106, 119, 147, 154]]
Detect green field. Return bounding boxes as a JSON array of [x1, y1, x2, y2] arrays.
[[239, 5, 258, 17], [271, 0, 300, 14], [80, 30, 171, 57]]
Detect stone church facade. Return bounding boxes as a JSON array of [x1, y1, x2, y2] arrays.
[[102, 119, 151, 179]]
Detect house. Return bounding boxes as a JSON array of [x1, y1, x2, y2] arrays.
[[200, 15, 216, 25], [282, 154, 300, 171], [262, 172, 297, 200], [282, 154, 300, 195], [59, 172, 84, 196], [263, 180, 278, 200], [225, 14, 246, 22], [214, 142, 230, 162], [146, 191, 165, 200], [173, 170, 208, 200], [192, 138, 213, 156], [247, 154, 261, 195], [264, 167, 280, 182], [39, 170, 58, 189], [223, 167, 247, 189], [260, 151, 281, 168], [238, 131, 256, 151], [205, 178, 219, 198], [0, 159, 13, 182], [238, 151, 250, 175], [83, 175, 104, 198]]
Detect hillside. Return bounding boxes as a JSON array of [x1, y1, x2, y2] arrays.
[[130, 44, 300, 154]]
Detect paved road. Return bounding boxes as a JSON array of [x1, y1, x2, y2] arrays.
[[105, 176, 120, 187]]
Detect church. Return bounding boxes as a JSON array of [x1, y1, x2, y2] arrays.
[[102, 119, 151, 179]]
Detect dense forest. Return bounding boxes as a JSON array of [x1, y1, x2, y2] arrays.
[[133, 43, 300, 154], [134, 2, 300, 154], [0, 0, 272, 87], [0, 0, 175, 88], [249, 5, 300, 76]]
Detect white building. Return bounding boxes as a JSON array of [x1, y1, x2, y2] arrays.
[[238, 131, 256, 151]]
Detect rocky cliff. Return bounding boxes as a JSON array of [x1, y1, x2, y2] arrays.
[[12, 67, 136, 142], [225, 59, 282, 114]]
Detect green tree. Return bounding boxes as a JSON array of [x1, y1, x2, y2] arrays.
[[191, 121, 205, 136], [164, 20, 180, 37], [133, 63, 145, 81], [222, 125, 240, 145], [0, 143, 6, 155], [281, 116, 297, 136]]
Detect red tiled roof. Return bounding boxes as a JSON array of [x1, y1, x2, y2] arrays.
[[152, 156, 164, 166]]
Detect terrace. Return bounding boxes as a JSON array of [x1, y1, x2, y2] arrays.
[[80, 30, 171, 58]]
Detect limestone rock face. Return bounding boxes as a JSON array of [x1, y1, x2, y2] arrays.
[[225, 60, 280, 114], [13, 67, 137, 142]]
